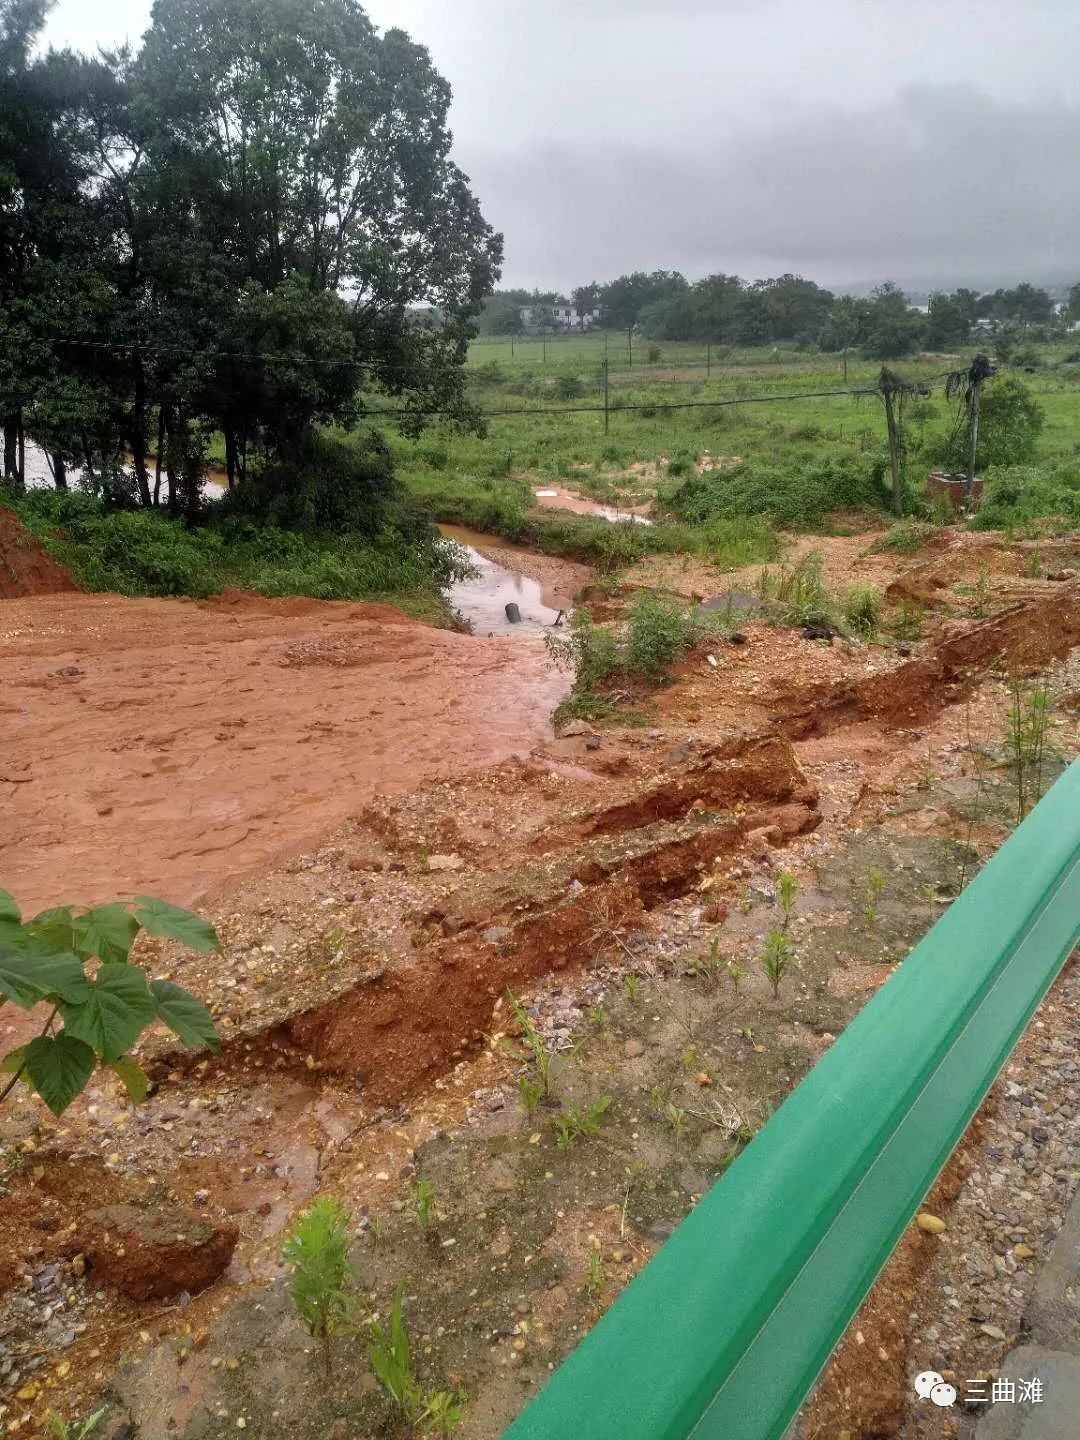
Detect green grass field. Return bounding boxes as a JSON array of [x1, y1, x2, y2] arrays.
[[385, 341, 1080, 546]]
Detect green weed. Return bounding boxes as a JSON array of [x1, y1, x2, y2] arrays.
[[283, 1196, 355, 1375], [760, 930, 795, 999], [778, 871, 797, 928], [552, 1095, 613, 1149], [1006, 679, 1053, 823], [368, 1286, 466, 1433]]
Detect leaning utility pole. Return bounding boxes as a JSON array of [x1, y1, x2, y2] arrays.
[[876, 367, 928, 517], [965, 354, 993, 508]]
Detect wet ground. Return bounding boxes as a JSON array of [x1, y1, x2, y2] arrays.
[[1, 530, 1078, 1439], [438, 526, 572, 633], [0, 588, 567, 917]]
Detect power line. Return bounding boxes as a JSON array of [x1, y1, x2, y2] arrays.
[[351, 385, 882, 422]]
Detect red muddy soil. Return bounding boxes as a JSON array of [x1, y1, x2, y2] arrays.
[[0, 589, 567, 916], [0, 506, 76, 599]]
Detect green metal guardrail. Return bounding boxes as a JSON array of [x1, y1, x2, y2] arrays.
[[505, 758, 1080, 1440]]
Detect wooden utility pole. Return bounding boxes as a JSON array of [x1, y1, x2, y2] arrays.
[[964, 367, 988, 509], [603, 357, 610, 434], [882, 383, 903, 516]]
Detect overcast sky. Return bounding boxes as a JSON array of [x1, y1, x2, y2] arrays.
[[40, 0, 1080, 294]]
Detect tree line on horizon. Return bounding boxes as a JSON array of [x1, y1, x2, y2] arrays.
[[479, 272, 1080, 360]]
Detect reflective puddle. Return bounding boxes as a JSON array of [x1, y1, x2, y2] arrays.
[[438, 525, 569, 635]]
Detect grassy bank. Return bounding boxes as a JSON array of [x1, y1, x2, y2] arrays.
[[6, 488, 467, 621]]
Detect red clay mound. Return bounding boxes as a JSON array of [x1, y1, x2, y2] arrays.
[[0, 506, 77, 598]]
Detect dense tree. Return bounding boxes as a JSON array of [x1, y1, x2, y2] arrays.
[[599, 270, 687, 330], [0, 0, 501, 515], [571, 282, 600, 319], [818, 295, 872, 356], [925, 291, 972, 350], [477, 294, 524, 335], [861, 282, 927, 360], [976, 283, 1053, 325], [639, 273, 831, 346]]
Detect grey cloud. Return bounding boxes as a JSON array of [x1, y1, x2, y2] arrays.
[[465, 85, 1080, 290]]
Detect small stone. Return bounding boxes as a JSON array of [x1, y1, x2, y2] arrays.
[[979, 1323, 1007, 1341], [623, 1039, 645, 1059], [427, 853, 464, 872], [486, 1160, 517, 1194], [1012, 1244, 1035, 1260], [916, 1213, 946, 1234]]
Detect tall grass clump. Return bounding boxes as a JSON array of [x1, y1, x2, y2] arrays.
[[872, 520, 938, 555], [626, 591, 702, 679], [968, 462, 1080, 534], [547, 593, 716, 721], [663, 454, 888, 529], [840, 581, 882, 638]]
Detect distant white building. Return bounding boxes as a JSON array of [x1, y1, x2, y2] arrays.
[[520, 300, 601, 334]]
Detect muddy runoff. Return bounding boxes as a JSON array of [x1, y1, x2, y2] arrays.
[[5, 567, 1080, 1437], [438, 525, 572, 633]]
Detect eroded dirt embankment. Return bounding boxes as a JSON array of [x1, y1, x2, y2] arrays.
[[0, 506, 76, 599], [0, 589, 568, 915]]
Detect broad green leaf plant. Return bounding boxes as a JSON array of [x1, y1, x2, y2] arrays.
[[0, 891, 220, 1116]]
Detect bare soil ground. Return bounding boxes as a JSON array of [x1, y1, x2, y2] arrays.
[[1, 534, 1078, 1439], [0, 590, 567, 919]]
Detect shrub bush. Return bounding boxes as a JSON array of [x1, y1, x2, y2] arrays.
[[969, 462, 1080, 532], [841, 582, 882, 638], [626, 591, 700, 678], [553, 374, 586, 401], [664, 454, 889, 529], [932, 377, 1045, 473], [220, 430, 396, 535]]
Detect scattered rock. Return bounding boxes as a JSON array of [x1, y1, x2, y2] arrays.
[[917, 1213, 947, 1235], [427, 853, 464, 872], [558, 720, 592, 737], [77, 1203, 238, 1301], [623, 1039, 646, 1059], [485, 1159, 517, 1194]]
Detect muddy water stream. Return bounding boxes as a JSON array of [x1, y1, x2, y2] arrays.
[[439, 523, 568, 634]]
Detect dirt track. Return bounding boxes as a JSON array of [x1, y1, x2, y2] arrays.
[[0, 589, 567, 915]]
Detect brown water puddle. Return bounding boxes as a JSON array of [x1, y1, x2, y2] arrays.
[[532, 484, 653, 523], [439, 524, 569, 633]]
